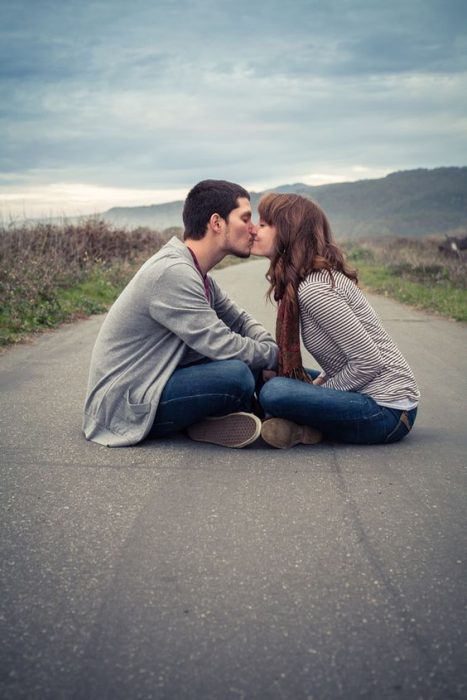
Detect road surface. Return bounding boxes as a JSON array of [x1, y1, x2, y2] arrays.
[[1, 258, 466, 699]]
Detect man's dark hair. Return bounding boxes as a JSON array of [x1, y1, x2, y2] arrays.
[[183, 179, 250, 240]]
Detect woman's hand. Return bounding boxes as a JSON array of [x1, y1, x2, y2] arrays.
[[262, 369, 277, 382], [312, 375, 326, 385]]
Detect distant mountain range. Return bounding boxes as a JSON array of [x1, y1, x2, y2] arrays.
[[102, 166, 467, 237]]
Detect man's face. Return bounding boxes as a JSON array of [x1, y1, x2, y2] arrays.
[[222, 197, 255, 258]]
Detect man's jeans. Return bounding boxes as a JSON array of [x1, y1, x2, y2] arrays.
[[149, 359, 256, 438], [259, 370, 417, 445]]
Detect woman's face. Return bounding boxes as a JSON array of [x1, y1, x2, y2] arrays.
[[251, 219, 278, 259]]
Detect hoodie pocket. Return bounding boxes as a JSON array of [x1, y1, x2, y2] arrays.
[[117, 391, 152, 425]]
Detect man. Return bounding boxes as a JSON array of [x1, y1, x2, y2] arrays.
[[83, 179, 278, 448]]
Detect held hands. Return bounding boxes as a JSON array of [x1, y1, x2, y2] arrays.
[[262, 370, 326, 384]]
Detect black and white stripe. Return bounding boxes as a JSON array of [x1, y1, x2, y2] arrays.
[[298, 270, 420, 408]]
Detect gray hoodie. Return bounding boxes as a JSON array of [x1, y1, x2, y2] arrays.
[[83, 237, 278, 446]]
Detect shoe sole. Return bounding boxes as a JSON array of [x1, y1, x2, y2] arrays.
[[261, 418, 322, 449], [187, 412, 262, 448]]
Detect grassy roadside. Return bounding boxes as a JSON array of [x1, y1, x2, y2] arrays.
[[344, 239, 467, 323], [0, 262, 136, 345], [0, 262, 137, 347], [0, 220, 170, 347]]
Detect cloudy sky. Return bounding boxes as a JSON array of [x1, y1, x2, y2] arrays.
[[1, 0, 466, 217]]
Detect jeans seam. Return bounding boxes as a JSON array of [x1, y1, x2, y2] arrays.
[[313, 410, 383, 425], [158, 392, 244, 408]]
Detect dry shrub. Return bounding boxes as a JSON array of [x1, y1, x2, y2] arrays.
[[0, 219, 175, 334], [346, 235, 467, 289]]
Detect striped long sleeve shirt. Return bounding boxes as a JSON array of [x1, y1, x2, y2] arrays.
[[298, 270, 420, 409]]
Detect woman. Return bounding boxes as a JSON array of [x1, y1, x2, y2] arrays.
[[251, 193, 420, 449]]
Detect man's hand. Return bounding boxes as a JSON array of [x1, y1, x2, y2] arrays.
[[262, 369, 277, 382]]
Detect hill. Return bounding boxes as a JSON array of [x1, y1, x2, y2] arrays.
[[101, 167, 467, 237]]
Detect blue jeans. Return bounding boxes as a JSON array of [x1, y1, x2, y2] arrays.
[[259, 370, 417, 445], [149, 359, 256, 438]]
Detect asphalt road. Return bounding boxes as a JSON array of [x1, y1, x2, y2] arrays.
[[1, 258, 466, 700]]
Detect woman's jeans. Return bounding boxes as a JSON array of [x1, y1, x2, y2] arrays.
[[149, 359, 256, 438], [259, 370, 417, 445]]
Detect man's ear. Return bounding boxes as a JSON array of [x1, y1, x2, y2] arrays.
[[209, 212, 224, 232]]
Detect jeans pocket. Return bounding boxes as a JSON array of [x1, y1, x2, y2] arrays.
[[384, 411, 412, 444]]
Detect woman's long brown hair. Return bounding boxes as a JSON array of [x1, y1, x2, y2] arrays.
[[258, 193, 358, 309]]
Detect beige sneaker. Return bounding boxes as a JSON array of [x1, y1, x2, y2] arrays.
[[261, 418, 322, 449], [187, 412, 262, 448]]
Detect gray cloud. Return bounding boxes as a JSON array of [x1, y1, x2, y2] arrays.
[[1, 0, 466, 210]]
